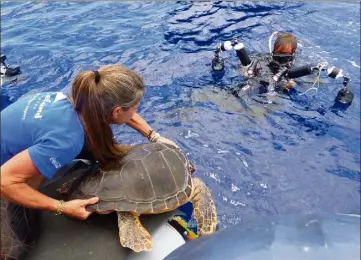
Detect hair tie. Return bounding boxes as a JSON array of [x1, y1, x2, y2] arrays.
[[93, 70, 100, 84]]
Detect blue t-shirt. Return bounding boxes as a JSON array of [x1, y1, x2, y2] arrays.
[[1, 92, 85, 179]]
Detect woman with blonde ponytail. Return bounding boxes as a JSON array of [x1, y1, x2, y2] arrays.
[[1, 64, 178, 259]]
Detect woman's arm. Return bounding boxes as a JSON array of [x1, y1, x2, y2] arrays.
[[1, 149, 98, 220], [1, 149, 59, 211], [126, 113, 180, 148], [126, 112, 153, 137]]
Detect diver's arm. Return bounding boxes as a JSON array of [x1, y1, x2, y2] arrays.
[[285, 79, 296, 89], [126, 112, 153, 137]]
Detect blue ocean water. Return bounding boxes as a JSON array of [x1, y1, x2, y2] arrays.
[[1, 1, 360, 228]]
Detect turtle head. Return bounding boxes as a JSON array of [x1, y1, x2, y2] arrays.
[[187, 160, 196, 175]]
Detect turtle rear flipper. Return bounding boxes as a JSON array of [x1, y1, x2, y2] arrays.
[[191, 178, 217, 235], [117, 212, 152, 252]]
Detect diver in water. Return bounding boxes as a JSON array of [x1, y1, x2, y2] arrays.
[[0, 55, 21, 77], [241, 32, 298, 94], [211, 32, 354, 107], [1, 55, 21, 87]]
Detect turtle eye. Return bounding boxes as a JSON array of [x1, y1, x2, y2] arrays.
[[188, 161, 196, 174]]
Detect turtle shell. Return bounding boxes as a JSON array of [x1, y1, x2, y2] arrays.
[[71, 143, 194, 214]]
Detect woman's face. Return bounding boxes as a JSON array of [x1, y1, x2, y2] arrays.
[[110, 102, 140, 125]]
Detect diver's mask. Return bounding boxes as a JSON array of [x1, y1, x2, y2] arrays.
[[268, 32, 297, 66], [271, 52, 296, 65]]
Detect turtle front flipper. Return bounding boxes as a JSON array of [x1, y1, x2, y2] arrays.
[[117, 212, 152, 252], [191, 177, 217, 235]]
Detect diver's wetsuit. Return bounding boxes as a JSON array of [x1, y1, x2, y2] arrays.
[[232, 53, 296, 98]]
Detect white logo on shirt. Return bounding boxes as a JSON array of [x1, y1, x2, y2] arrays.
[[34, 95, 51, 119], [50, 157, 61, 169], [53, 92, 67, 103]]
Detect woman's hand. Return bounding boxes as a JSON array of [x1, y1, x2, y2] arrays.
[[148, 131, 180, 149], [62, 197, 99, 220]]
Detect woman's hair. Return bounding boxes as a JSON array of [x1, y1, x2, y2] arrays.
[[70, 64, 145, 167], [273, 33, 297, 54]]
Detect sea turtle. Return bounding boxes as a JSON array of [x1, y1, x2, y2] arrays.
[[69, 143, 217, 252]]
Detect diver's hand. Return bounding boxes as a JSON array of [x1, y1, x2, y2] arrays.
[[62, 197, 99, 220], [148, 131, 180, 149], [285, 79, 296, 89]]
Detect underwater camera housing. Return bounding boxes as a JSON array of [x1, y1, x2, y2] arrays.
[[211, 51, 225, 72], [326, 66, 354, 106], [211, 41, 233, 71], [334, 76, 354, 105]]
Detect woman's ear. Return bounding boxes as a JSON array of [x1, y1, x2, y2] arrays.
[[111, 106, 121, 118], [110, 106, 123, 123], [110, 106, 131, 124]]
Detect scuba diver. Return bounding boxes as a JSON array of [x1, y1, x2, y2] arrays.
[[1, 55, 21, 88], [0, 55, 21, 78], [211, 32, 354, 108]]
